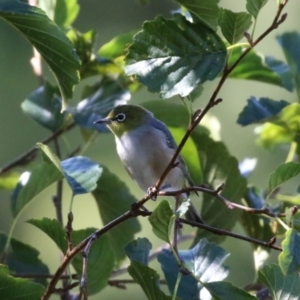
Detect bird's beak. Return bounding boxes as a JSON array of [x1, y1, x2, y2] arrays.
[[93, 117, 112, 125]]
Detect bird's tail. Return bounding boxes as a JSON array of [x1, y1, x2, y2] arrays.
[[185, 201, 204, 224]]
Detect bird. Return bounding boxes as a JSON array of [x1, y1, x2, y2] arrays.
[[94, 104, 203, 223]]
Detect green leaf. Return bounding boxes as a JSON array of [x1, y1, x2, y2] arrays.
[[259, 264, 300, 300], [228, 47, 293, 92], [0, 171, 19, 190], [61, 156, 102, 195], [124, 238, 152, 265], [191, 132, 247, 244], [0, 233, 49, 286], [268, 162, 300, 198], [279, 228, 300, 275], [36, 143, 63, 172], [27, 218, 67, 253], [237, 97, 289, 126], [54, 0, 79, 30], [0, 1, 80, 110], [0, 264, 45, 300], [125, 14, 226, 99], [71, 228, 114, 295], [92, 166, 141, 263], [149, 200, 175, 244], [21, 82, 67, 131], [204, 281, 257, 299], [219, 9, 252, 44], [158, 239, 229, 300], [246, 0, 268, 19], [128, 261, 172, 300], [175, 0, 220, 31]]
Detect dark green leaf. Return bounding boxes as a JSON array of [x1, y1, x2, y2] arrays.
[[246, 0, 268, 18], [175, 0, 220, 31], [204, 281, 257, 299], [54, 0, 79, 30], [61, 156, 102, 195], [219, 9, 252, 44], [149, 200, 175, 244], [0, 264, 45, 300], [128, 261, 172, 300], [279, 228, 300, 275], [21, 82, 66, 131], [0, 171, 19, 190], [191, 132, 247, 244], [237, 97, 289, 126], [228, 47, 293, 91], [268, 162, 300, 198], [0, 1, 80, 109], [124, 238, 152, 265], [125, 14, 226, 99], [277, 32, 300, 101], [71, 228, 114, 295], [92, 166, 141, 263], [27, 218, 67, 253], [259, 264, 300, 300], [158, 239, 229, 300]]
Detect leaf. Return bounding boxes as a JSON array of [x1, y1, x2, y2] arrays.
[[54, 0, 79, 30], [204, 281, 257, 300], [124, 238, 152, 265], [219, 9, 252, 44], [92, 166, 141, 263], [0, 233, 49, 286], [71, 228, 114, 295], [246, 0, 268, 19], [191, 132, 247, 244], [21, 82, 67, 131], [36, 143, 63, 172], [268, 162, 300, 198], [277, 32, 300, 101], [0, 264, 45, 300], [128, 261, 172, 300], [149, 200, 175, 244], [0, 1, 80, 109], [237, 97, 289, 126], [259, 264, 300, 300], [158, 239, 229, 300], [0, 171, 19, 190], [279, 228, 300, 275], [125, 14, 227, 99], [228, 47, 293, 92], [61, 156, 102, 195], [27, 218, 67, 253], [69, 78, 130, 130], [174, 0, 220, 31]]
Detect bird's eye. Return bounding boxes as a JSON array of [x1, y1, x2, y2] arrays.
[[116, 113, 126, 123]]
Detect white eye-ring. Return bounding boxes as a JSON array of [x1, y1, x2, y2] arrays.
[[116, 113, 126, 123]]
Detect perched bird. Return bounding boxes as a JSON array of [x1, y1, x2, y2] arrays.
[[94, 104, 203, 223]]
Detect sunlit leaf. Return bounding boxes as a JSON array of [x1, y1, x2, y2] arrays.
[[0, 171, 19, 190], [54, 0, 79, 30]]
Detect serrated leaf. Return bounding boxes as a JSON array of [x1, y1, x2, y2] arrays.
[[228, 47, 293, 92], [124, 238, 152, 265], [0, 264, 45, 300], [21, 82, 66, 131], [204, 281, 257, 300], [69, 78, 130, 130], [92, 166, 141, 263], [259, 264, 300, 300], [237, 97, 289, 126], [219, 9, 252, 44], [246, 0, 268, 18], [0, 1, 80, 109], [71, 228, 114, 295], [0, 171, 19, 190], [158, 239, 229, 300], [191, 132, 247, 245], [268, 162, 300, 198], [175, 0, 220, 31], [0, 233, 49, 286], [125, 14, 226, 99], [149, 200, 175, 244], [128, 261, 172, 300], [279, 228, 300, 275], [27, 218, 67, 253], [61, 156, 102, 195]]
